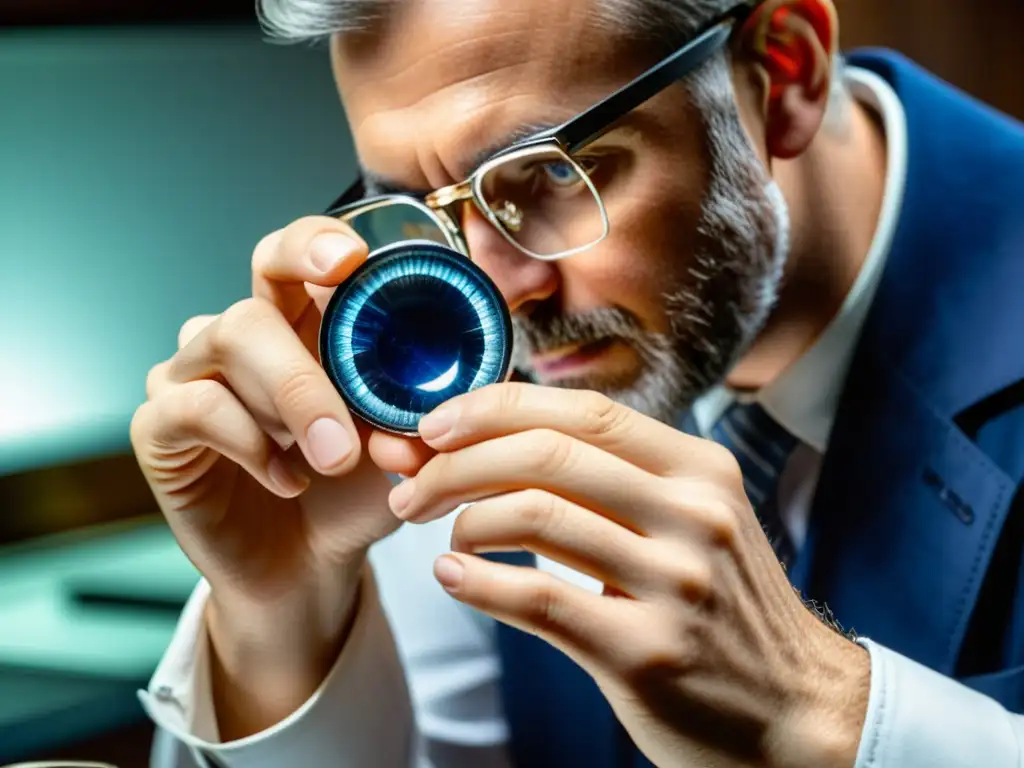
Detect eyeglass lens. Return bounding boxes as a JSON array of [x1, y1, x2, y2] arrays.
[[341, 203, 451, 252], [478, 148, 606, 257]]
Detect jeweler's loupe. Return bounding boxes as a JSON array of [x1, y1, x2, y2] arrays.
[[319, 240, 513, 435]]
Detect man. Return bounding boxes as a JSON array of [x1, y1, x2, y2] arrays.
[[131, 0, 1024, 765]]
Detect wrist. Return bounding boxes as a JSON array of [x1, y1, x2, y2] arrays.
[[206, 556, 366, 740], [771, 618, 871, 768]]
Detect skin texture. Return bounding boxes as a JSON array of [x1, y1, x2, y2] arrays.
[[131, 0, 885, 761]]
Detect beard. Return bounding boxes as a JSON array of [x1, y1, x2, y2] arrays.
[[512, 58, 791, 426]]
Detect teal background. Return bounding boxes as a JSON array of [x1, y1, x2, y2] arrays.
[[0, 24, 361, 759], [0, 24, 357, 475]]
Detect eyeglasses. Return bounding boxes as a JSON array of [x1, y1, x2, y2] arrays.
[[326, 0, 760, 262]]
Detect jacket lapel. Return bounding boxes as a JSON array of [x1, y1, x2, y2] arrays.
[[791, 50, 1024, 675], [791, 348, 1014, 674]]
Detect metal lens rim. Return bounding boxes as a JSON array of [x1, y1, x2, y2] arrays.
[[330, 194, 468, 256], [471, 142, 611, 262], [318, 240, 513, 435]]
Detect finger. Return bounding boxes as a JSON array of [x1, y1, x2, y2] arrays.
[[390, 428, 674, 533], [306, 283, 338, 317], [252, 217, 368, 324], [145, 315, 220, 399], [146, 360, 173, 399], [417, 383, 716, 478], [367, 429, 436, 477], [451, 489, 661, 599], [167, 297, 360, 476], [433, 553, 641, 673], [131, 379, 310, 500], [178, 315, 217, 350]]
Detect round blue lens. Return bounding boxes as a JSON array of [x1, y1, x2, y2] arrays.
[[320, 241, 512, 434]]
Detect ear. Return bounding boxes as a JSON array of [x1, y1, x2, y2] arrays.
[[735, 0, 839, 159]]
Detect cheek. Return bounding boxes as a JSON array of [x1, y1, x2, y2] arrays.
[[577, 160, 707, 333]]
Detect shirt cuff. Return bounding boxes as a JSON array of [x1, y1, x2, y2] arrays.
[[855, 638, 1024, 768], [140, 566, 414, 768]]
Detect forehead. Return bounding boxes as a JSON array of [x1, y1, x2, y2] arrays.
[[330, 0, 643, 188]]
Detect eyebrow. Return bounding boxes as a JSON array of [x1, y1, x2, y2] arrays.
[[361, 118, 566, 197]]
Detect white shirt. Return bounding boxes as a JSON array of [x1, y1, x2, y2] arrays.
[[141, 68, 1024, 768], [690, 64, 909, 553]]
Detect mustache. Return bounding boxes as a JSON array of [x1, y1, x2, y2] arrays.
[[513, 304, 644, 354]]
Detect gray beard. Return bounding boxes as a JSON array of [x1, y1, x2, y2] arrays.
[[513, 62, 791, 426]]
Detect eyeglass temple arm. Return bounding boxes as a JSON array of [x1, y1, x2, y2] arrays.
[[553, 8, 752, 155], [325, 176, 367, 215]]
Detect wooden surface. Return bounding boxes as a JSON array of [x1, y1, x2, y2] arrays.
[[836, 0, 1024, 118]]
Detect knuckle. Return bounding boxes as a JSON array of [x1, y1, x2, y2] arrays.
[[519, 490, 564, 540], [498, 382, 524, 412], [525, 576, 566, 629], [667, 557, 714, 604], [212, 300, 266, 355], [529, 429, 577, 474], [129, 401, 156, 448], [272, 366, 328, 414], [697, 498, 742, 549], [576, 390, 626, 436], [177, 315, 214, 351], [165, 380, 225, 433], [473, 381, 521, 419], [619, 616, 691, 681], [145, 360, 171, 399], [251, 230, 282, 270], [706, 441, 743, 485], [219, 298, 261, 333]]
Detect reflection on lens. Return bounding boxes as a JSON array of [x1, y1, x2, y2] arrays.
[[321, 242, 512, 433], [479, 147, 607, 258], [340, 201, 450, 252]]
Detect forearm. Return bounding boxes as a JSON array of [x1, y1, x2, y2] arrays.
[[205, 557, 364, 741]]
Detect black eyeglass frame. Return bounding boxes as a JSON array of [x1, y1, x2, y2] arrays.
[[325, 0, 761, 256]]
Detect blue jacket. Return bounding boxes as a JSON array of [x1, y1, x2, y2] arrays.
[[493, 49, 1024, 768]]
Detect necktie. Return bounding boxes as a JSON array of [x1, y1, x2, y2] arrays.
[[708, 402, 800, 567]]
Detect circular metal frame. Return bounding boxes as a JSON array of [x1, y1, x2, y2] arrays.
[[318, 240, 513, 436]]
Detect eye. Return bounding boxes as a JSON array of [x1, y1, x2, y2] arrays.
[[540, 160, 582, 187]]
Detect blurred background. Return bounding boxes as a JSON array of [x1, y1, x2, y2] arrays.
[[0, 0, 1021, 764]]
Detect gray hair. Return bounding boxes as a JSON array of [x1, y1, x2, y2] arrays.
[[259, 0, 734, 42], [257, 0, 848, 127]]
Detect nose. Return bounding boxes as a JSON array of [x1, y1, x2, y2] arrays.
[[460, 204, 559, 314]]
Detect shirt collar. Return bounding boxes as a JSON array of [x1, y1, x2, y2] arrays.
[[691, 65, 909, 453]]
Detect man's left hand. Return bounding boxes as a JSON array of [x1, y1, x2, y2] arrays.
[[388, 383, 870, 768]]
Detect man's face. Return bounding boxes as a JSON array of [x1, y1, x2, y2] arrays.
[[332, 0, 788, 423]]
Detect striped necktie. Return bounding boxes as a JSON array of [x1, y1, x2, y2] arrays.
[[708, 402, 800, 567]]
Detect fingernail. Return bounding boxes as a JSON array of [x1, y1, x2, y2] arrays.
[[306, 418, 353, 472], [434, 555, 464, 591], [267, 453, 310, 496], [389, 479, 416, 517], [418, 403, 459, 441], [310, 233, 357, 273]]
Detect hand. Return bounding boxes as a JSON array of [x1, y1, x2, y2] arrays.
[[130, 217, 431, 738], [390, 383, 871, 768]]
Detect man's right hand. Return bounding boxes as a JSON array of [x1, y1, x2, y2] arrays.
[[130, 216, 433, 739]]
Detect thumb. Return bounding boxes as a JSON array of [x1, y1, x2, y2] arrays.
[[367, 428, 437, 477]]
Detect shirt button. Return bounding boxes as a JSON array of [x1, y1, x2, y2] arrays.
[[154, 684, 175, 702]]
